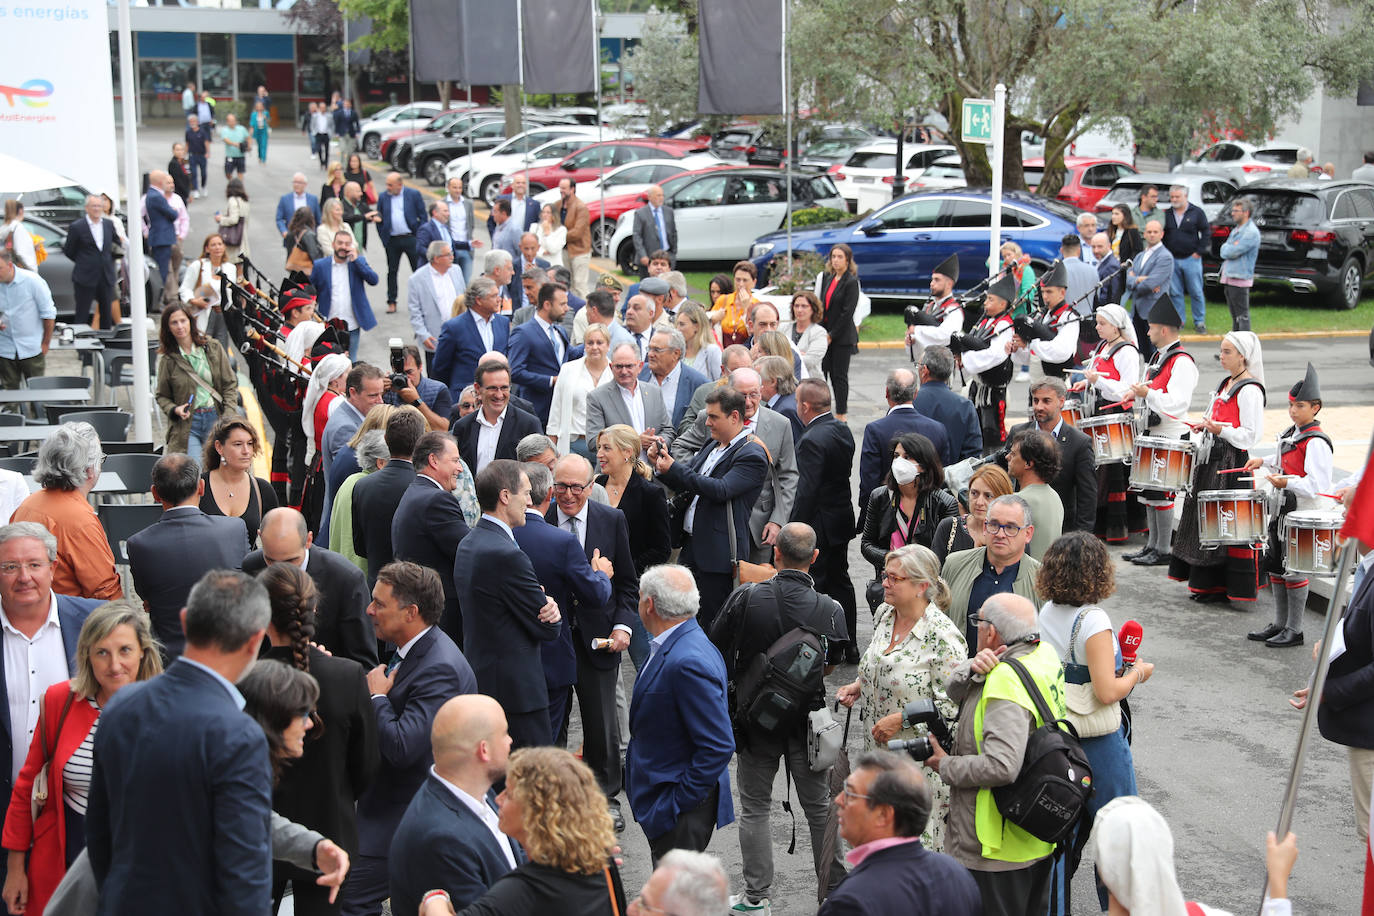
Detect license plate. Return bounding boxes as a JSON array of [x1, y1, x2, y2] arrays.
[[1261, 230, 1286, 245], [852, 176, 874, 184]]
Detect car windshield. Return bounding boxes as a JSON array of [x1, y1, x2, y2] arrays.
[[716, 132, 754, 148], [805, 140, 856, 157], [1245, 192, 1324, 224], [924, 164, 964, 179], [1034, 197, 1086, 223], [1254, 148, 1298, 164], [847, 151, 897, 170], [1100, 183, 1150, 206]]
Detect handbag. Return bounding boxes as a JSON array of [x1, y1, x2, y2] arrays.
[[31, 689, 77, 823], [726, 495, 775, 587], [285, 236, 315, 273], [219, 219, 244, 247], [363, 182, 378, 205], [1062, 608, 1122, 739], [807, 700, 849, 772]]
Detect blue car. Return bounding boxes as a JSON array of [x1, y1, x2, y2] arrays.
[[748, 189, 1083, 300]]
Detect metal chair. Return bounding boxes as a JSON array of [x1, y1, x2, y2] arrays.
[[0, 456, 35, 475], [62, 410, 132, 443], [43, 403, 117, 426], [24, 376, 91, 392], [98, 453, 160, 503], [102, 441, 159, 456], [98, 503, 164, 566]]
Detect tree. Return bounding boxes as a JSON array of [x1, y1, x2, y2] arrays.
[[623, 10, 701, 134]]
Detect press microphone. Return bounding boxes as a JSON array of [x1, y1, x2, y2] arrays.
[[1119, 620, 1143, 669]]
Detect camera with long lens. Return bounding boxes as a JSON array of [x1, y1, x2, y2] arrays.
[[885, 698, 954, 761], [388, 337, 409, 392]]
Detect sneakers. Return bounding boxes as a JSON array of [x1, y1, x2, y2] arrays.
[[1014, 369, 1031, 382], [728, 895, 771, 915]]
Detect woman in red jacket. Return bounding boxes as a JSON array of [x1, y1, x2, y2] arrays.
[[2, 603, 162, 916]]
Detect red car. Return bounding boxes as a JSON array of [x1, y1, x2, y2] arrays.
[[1023, 157, 1138, 210], [581, 164, 751, 255], [502, 139, 711, 195]]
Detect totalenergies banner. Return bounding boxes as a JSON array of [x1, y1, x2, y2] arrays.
[[0, 0, 117, 196]]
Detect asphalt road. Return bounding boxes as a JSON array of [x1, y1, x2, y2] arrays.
[[114, 123, 1372, 914]]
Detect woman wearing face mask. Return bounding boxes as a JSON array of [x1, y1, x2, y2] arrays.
[[930, 465, 1015, 566], [861, 434, 959, 613]]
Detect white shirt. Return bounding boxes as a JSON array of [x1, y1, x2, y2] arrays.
[[87, 218, 103, 251], [556, 504, 590, 548], [618, 382, 646, 433], [2, 592, 68, 782], [482, 513, 515, 542], [652, 363, 682, 419], [430, 767, 518, 868], [472, 312, 496, 352], [510, 195, 529, 232], [475, 407, 507, 472], [396, 625, 433, 661], [684, 428, 748, 534], [330, 260, 357, 329], [433, 269, 457, 315], [533, 314, 564, 363], [445, 197, 469, 242], [387, 193, 409, 236], [1078, 237, 1099, 268], [647, 619, 689, 668], [292, 192, 308, 214]]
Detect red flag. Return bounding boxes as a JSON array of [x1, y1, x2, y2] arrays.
[[1341, 446, 1374, 547]]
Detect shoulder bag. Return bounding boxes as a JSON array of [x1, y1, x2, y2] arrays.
[[31, 688, 78, 823], [1062, 608, 1122, 738], [219, 200, 245, 246]]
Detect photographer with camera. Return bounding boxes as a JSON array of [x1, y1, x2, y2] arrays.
[[707, 523, 848, 911], [383, 340, 452, 431], [922, 593, 1067, 916]]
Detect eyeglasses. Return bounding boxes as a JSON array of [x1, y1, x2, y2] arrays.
[[840, 781, 873, 804], [0, 561, 49, 576], [968, 613, 988, 628], [458, 401, 477, 411], [610, 362, 639, 371], [552, 482, 587, 494], [880, 571, 910, 583], [630, 896, 681, 916], [983, 520, 1024, 536], [481, 385, 511, 394], [646, 345, 670, 353]]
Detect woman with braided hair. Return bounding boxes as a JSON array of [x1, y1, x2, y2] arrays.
[[260, 563, 379, 915]]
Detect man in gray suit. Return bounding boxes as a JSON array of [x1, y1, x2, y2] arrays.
[[1127, 218, 1175, 321], [443, 177, 478, 281], [631, 186, 677, 278], [408, 241, 466, 374], [671, 368, 797, 563], [585, 342, 674, 452]]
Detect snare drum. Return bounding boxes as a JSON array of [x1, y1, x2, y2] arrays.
[[1060, 400, 1085, 427], [1197, 490, 1269, 546], [1282, 510, 1344, 576], [1079, 414, 1134, 466], [1129, 437, 1196, 493]]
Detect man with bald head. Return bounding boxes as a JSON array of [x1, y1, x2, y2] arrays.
[[144, 169, 179, 287], [243, 506, 378, 668], [275, 172, 322, 235], [388, 695, 520, 915], [632, 185, 677, 277]]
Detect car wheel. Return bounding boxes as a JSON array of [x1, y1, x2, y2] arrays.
[[616, 239, 635, 274], [422, 156, 447, 187], [481, 177, 502, 207], [1327, 256, 1362, 310], [592, 219, 615, 257], [363, 135, 381, 159]]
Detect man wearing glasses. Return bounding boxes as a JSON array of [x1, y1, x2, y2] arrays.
[[452, 360, 541, 475], [408, 240, 466, 374], [433, 276, 511, 401], [585, 343, 673, 455], [940, 495, 1042, 651]]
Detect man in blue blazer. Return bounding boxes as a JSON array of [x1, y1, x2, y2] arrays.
[[408, 242, 466, 369], [511, 463, 612, 742], [346, 561, 476, 916], [127, 454, 249, 660], [451, 363, 543, 474], [0, 523, 100, 842], [644, 327, 708, 432], [414, 199, 455, 268], [375, 171, 427, 312], [914, 347, 983, 461], [626, 564, 734, 864], [1127, 217, 1176, 322], [87, 570, 273, 916], [274, 172, 322, 234], [433, 276, 511, 398], [389, 695, 524, 915], [310, 230, 379, 360], [392, 432, 471, 643], [507, 283, 571, 427], [652, 386, 769, 631], [454, 460, 562, 750], [509, 234, 551, 309], [143, 173, 179, 285], [485, 175, 540, 237], [858, 367, 952, 527]]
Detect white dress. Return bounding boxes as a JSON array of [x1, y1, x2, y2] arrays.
[[547, 358, 613, 454]]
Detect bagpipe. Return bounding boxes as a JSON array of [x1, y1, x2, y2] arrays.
[[1010, 258, 1134, 344]]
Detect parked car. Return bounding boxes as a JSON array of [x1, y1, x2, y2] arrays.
[[827, 141, 956, 212], [609, 167, 845, 269], [1174, 141, 1308, 185], [503, 138, 711, 196], [0, 154, 103, 226], [912, 155, 967, 192], [710, 122, 872, 167], [748, 189, 1081, 300], [23, 216, 159, 322], [456, 126, 608, 201], [401, 118, 534, 183], [359, 102, 446, 159], [377, 107, 512, 164], [1095, 171, 1240, 222], [1203, 179, 1374, 310], [1022, 156, 1137, 210], [799, 137, 871, 172]]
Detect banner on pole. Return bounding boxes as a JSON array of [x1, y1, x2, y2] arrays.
[[347, 15, 373, 68], [410, 0, 465, 82], [697, 0, 784, 115], [0, 0, 116, 197], [458, 0, 521, 87], [522, 0, 596, 94]]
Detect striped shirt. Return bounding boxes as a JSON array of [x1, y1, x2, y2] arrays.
[[62, 701, 99, 814]]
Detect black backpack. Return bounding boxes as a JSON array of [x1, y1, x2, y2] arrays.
[[734, 625, 827, 741], [991, 657, 1094, 846]]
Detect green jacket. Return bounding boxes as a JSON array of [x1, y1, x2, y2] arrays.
[[155, 338, 240, 454], [940, 546, 1042, 635]]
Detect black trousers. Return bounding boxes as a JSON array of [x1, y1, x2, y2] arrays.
[[337, 853, 388, 916], [507, 706, 553, 751], [971, 858, 1054, 916], [811, 542, 856, 657], [822, 345, 856, 415], [383, 234, 418, 305], [73, 279, 115, 328], [647, 784, 720, 867], [273, 868, 340, 916], [572, 647, 622, 799], [260, 397, 308, 507]]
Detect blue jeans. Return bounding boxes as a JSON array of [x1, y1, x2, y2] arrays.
[[188, 154, 207, 191], [347, 327, 360, 361], [1170, 254, 1207, 326], [187, 407, 218, 460], [453, 247, 474, 283]]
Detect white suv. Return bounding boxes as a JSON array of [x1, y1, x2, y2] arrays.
[[828, 141, 955, 212]]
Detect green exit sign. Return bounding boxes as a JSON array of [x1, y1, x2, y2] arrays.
[[962, 98, 993, 144]]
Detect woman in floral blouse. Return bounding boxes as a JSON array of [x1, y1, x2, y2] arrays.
[[836, 543, 966, 851]]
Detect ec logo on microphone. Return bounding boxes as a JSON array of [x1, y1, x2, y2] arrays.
[[0, 80, 55, 108]]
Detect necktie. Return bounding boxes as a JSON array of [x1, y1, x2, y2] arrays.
[[654, 208, 668, 249], [633, 332, 645, 359], [567, 516, 580, 541], [549, 325, 563, 362], [385, 651, 402, 675]]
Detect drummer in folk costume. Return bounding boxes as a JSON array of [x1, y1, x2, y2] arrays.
[[1244, 363, 1332, 648], [1010, 260, 1080, 380], [951, 271, 1018, 454], [906, 252, 965, 362], [1125, 295, 1199, 567], [1167, 331, 1266, 603], [1076, 304, 1142, 543]]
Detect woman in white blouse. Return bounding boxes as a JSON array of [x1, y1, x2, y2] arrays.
[[318, 198, 347, 253], [781, 290, 828, 379], [1077, 304, 1142, 543], [534, 204, 565, 262], [0, 200, 37, 271], [674, 301, 722, 381], [547, 324, 613, 458], [178, 233, 240, 352]]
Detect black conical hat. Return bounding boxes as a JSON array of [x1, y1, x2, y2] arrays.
[[1289, 362, 1320, 401], [1041, 260, 1068, 289], [1146, 294, 1182, 328], [987, 272, 1018, 303], [933, 253, 960, 283]]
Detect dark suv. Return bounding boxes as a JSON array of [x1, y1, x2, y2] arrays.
[[1205, 179, 1374, 310]]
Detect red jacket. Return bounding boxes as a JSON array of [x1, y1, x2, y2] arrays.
[[2, 681, 99, 916]]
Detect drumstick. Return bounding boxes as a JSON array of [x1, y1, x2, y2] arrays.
[[1218, 467, 1251, 474], [1161, 410, 1204, 430], [1097, 399, 1133, 411], [1233, 476, 1259, 482]]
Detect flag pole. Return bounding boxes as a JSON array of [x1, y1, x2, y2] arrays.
[[782, 0, 792, 271]]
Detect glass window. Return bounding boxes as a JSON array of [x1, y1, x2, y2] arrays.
[[1247, 192, 1324, 224], [909, 149, 952, 169], [1201, 182, 1234, 205], [651, 165, 685, 182], [808, 176, 840, 200], [1332, 192, 1359, 221], [847, 151, 897, 170], [22, 186, 87, 211], [726, 176, 784, 205], [1254, 147, 1299, 164], [942, 199, 1036, 228], [1349, 190, 1374, 219], [1023, 168, 1045, 188], [1214, 144, 1245, 162], [672, 175, 728, 209], [875, 198, 943, 229], [605, 165, 660, 187], [1082, 165, 1114, 187], [22, 220, 61, 247], [138, 60, 197, 121]]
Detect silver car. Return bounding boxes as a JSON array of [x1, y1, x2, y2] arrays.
[[1095, 172, 1240, 222], [1173, 140, 1306, 185]]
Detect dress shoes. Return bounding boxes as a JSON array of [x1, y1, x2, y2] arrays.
[[1190, 591, 1230, 604], [1122, 545, 1150, 561], [1265, 628, 1304, 648], [609, 805, 625, 833], [1131, 550, 1171, 567], [1247, 623, 1283, 642]]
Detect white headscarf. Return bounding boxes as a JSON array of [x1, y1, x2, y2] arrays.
[[1223, 330, 1264, 386], [284, 320, 327, 370], [302, 354, 353, 444], [1086, 796, 1188, 916], [1095, 303, 1137, 348]]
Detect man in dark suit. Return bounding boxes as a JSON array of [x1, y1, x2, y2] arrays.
[[549, 454, 638, 826], [143, 171, 179, 286], [414, 199, 455, 268], [310, 229, 379, 361], [274, 172, 322, 235], [389, 695, 522, 915], [451, 362, 543, 475], [486, 174, 540, 237], [858, 367, 952, 527], [127, 454, 249, 660], [506, 282, 571, 427], [246, 507, 379, 668], [652, 386, 769, 631], [392, 431, 471, 643], [376, 171, 427, 313], [646, 327, 708, 432], [1001, 377, 1097, 533], [759, 356, 803, 442], [789, 379, 860, 662], [511, 462, 612, 748], [433, 277, 511, 399], [346, 561, 476, 916], [62, 194, 117, 328], [352, 407, 424, 588], [454, 460, 562, 750], [626, 565, 734, 864], [0, 523, 100, 845], [913, 346, 983, 461], [87, 571, 273, 915], [631, 186, 677, 276], [509, 233, 552, 310]]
